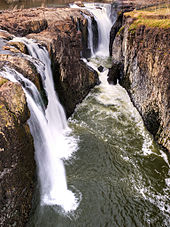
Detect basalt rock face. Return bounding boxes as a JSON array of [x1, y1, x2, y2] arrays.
[[110, 16, 170, 151]]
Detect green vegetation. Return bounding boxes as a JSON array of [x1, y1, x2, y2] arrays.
[[126, 4, 170, 30], [117, 26, 125, 35], [0, 77, 8, 87]]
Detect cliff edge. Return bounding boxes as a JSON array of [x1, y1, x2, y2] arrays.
[[109, 5, 170, 151]]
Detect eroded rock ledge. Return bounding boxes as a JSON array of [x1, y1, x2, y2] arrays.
[[0, 7, 99, 116], [0, 7, 99, 226], [109, 8, 170, 151]]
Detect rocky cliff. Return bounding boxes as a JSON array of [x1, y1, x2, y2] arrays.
[[0, 7, 99, 116], [0, 7, 99, 226], [109, 6, 170, 151]]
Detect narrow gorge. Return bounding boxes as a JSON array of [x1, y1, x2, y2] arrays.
[[0, 1, 169, 227]]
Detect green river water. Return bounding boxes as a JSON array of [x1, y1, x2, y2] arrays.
[[28, 58, 170, 227]]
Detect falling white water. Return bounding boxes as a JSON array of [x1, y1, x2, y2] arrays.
[[2, 37, 79, 212], [70, 3, 114, 57], [83, 14, 94, 56], [84, 3, 113, 57]]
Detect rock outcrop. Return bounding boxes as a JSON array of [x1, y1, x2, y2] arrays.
[[0, 7, 99, 116], [109, 8, 170, 151], [0, 7, 99, 226]]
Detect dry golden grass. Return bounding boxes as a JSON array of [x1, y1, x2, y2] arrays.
[[125, 4, 170, 29]]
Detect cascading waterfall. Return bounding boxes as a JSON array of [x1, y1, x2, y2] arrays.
[[84, 3, 113, 57], [70, 3, 115, 57], [83, 14, 94, 56], [1, 38, 79, 212], [1, 3, 115, 215], [1, 3, 169, 226]]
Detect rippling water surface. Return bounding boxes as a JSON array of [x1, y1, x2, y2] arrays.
[[28, 58, 170, 227]]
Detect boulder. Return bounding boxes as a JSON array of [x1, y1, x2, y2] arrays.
[[98, 65, 104, 72], [107, 61, 123, 85]]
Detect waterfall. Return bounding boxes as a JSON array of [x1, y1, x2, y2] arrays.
[[83, 14, 94, 57], [84, 3, 113, 57], [70, 3, 115, 57], [1, 38, 78, 212]]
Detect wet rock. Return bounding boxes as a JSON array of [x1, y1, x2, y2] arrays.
[[92, 17, 98, 53], [0, 54, 41, 88], [107, 62, 123, 85], [74, 1, 84, 7], [79, 17, 89, 58], [98, 65, 104, 72], [8, 41, 28, 53], [0, 30, 14, 40]]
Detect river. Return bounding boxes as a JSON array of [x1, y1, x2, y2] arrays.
[[28, 3, 169, 227], [27, 56, 170, 226], [1, 1, 169, 226]]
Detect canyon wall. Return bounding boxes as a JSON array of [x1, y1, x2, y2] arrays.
[[0, 7, 99, 226], [109, 8, 170, 151]]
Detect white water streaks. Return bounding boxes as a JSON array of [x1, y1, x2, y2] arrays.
[[83, 13, 94, 56], [2, 37, 79, 212], [70, 3, 114, 57], [80, 58, 170, 225], [85, 58, 168, 158]]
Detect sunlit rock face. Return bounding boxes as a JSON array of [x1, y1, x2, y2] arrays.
[[109, 13, 170, 151]]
